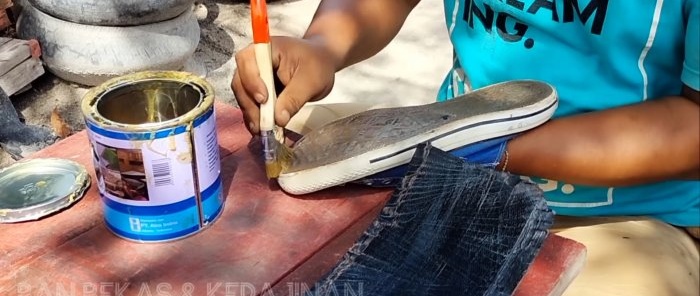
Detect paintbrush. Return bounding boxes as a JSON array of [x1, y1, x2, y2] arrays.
[[251, 0, 291, 179]]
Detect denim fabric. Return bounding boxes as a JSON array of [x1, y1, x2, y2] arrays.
[[309, 143, 553, 296], [352, 135, 513, 188]]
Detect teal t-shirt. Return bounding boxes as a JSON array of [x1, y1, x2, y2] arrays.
[[438, 0, 700, 226]]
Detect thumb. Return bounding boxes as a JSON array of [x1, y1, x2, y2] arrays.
[[274, 80, 310, 128]]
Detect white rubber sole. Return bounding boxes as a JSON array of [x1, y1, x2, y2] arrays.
[[278, 81, 558, 195]]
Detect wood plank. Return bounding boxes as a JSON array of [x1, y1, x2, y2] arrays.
[[0, 38, 31, 76], [0, 104, 391, 295], [0, 57, 43, 96], [269, 231, 586, 296], [0, 102, 584, 295], [0, 103, 243, 272], [514, 234, 587, 296], [12, 83, 31, 96], [267, 201, 386, 295]]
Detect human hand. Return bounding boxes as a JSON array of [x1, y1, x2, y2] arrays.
[[232, 36, 338, 135]]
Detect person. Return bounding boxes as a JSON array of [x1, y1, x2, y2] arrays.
[[232, 1, 699, 295]]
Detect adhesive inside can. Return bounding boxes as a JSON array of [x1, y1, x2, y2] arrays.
[[96, 80, 201, 125], [81, 71, 224, 243]]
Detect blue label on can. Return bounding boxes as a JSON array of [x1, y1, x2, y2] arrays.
[[103, 197, 201, 241], [102, 178, 223, 241], [87, 107, 223, 242], [202, 178, 225, 223]]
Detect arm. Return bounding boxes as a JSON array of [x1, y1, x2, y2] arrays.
[[232, 0, 420, 133], [502, 86, 700, 186], [502, 1, 700, 187], [303, 0, 421, 71]]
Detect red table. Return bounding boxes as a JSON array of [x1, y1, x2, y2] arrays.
[[0, 103, 584, 296]]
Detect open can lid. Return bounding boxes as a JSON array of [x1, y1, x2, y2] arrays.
[[0, 158, 91, 223]]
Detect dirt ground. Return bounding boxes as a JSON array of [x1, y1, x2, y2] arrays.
[[1, 0, 451, 167]]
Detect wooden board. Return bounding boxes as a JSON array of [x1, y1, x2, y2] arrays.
[[0, 104, 585, 295], [0, 57, 43, 96], [0, 103, 391, 295], [0, 38, 44, 95], [514, 234, 587, 296], [0, 38, 31, 76]]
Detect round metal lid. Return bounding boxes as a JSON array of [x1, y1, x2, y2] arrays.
[[0, 158, 91, 223]]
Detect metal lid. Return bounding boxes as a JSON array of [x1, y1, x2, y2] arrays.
[[0, 158, 91, 223]]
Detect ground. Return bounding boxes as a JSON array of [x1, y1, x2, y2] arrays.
[[0, 0, 452, 167]]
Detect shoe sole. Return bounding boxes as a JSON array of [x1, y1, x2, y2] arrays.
[[278, 80, 558, 195]]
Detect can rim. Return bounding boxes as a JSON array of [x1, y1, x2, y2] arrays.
[[81, 71, 215, 132]]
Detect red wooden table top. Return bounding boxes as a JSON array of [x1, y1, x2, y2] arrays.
[[0, 103, 583, 296]]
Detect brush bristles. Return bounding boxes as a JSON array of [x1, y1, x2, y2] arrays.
[[265, 144, 293, 179]]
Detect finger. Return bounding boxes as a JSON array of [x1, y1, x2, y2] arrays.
[[234, 46, 269, 104], [232, 71, 261, 135], [275, 74, 318, 127]]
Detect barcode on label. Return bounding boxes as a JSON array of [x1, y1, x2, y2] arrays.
[[206, 129, 218, 172], [151, 158, 173, 187]]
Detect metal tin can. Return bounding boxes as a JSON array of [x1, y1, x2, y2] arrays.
[[81, 71, 224, 242]]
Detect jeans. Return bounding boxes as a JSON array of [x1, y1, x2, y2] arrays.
[[309, 143, 554, 296]]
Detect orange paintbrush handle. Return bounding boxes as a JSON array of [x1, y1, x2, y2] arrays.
[[251, 0, 270, 44], [250, 0, 279, 138]]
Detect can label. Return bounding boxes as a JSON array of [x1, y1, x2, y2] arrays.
[[87, 108, 223, 242]]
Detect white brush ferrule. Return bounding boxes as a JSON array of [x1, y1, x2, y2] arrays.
[[255, 42, 276, 133]]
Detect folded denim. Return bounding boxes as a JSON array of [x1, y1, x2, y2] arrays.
[[309, 143, 554, 296], [352, 135, 513, 188]]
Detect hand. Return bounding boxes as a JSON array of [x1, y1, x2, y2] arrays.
[[231, 36, 338, 135]]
